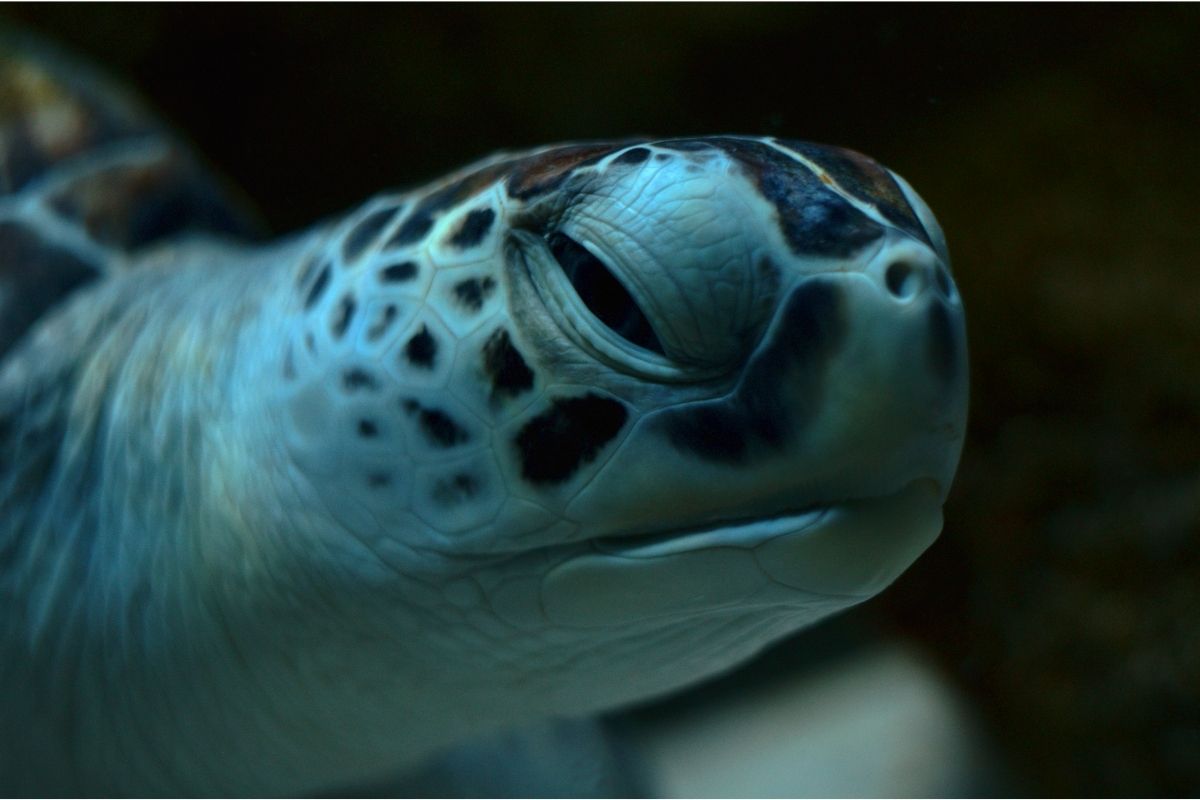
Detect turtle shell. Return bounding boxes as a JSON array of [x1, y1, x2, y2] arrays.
[[0, 34, 261, 359]]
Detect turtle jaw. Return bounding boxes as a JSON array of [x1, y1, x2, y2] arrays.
[[537, 478, 944, 629]]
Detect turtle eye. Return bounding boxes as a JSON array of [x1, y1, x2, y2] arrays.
[[545, 231, 666, 356]]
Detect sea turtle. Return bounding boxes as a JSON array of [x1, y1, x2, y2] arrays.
[[0, 38, 968, 796]]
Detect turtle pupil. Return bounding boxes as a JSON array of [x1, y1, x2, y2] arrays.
[[545, 232, 665, 356]]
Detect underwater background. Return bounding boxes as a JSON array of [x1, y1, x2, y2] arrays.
[[5, 4, 1197, 795]]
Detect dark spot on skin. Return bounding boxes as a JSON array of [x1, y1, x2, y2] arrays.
[[342, 207, 397, 263], [296, 257, 318, 290], [386, 212, 434, 248], [402, 399, 472, 448], [482, 328, 534, 401], [304, 262, 331, 309], [366, 304, 399, 341], [418, 180, 487, 220], [453, 276, 497, 313], [448, 208, 496, 249], [367, 472, 391, 488], [422, 410, 468, 447], [358, 419, 379, 438], [613, 146, 651, 165], [386, 171, 504, 250], [380, 261, 418, 283], [432, 473, 479, 507], [927, 300, 959, 382], [404, 325, 437, 369], [663, 137, 884, 258], [342, 367, 380, 393], [654, 153, 670, 162], [662, 280, 847, 463], [515, 393, 629, 485], [331, 294, 356, 338], [305, 332, 316, 353], [667, 404, 753, 462]]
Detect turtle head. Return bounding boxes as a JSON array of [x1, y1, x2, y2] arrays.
[[273, 136, 965, 728], [500, 138, 965, 545]]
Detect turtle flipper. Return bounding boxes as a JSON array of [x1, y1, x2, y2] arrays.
[[0, 33, 262, 357]]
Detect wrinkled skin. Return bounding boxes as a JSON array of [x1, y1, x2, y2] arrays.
[[0, 117, 967, 794]]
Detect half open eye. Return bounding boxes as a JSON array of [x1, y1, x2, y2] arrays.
[[545, 231, 665, 355]]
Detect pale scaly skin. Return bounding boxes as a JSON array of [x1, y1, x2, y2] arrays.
[[0, 53, 968, 795]]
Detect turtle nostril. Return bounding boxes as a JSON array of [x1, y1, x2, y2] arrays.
[[885, 261, 920, 299]]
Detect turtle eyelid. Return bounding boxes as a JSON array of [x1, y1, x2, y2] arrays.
[[544, 231, 666, 356]]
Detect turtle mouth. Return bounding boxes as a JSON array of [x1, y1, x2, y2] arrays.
[[591, 505, 831, 559], [511, 479, 946, 629], [588, 476, 943, 560]]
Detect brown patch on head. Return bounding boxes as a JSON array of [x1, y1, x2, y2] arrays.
[[506, 143, 622, 199], [774, 139, 929, 245], [391, 141, 630, 227], [828, 146, 913, 211], [681, 136, 883, 258]]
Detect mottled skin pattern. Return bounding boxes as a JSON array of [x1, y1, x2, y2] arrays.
[[0, 43, 968, 795]]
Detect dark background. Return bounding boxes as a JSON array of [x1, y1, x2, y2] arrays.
[[5, 4, 1198, 795]]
